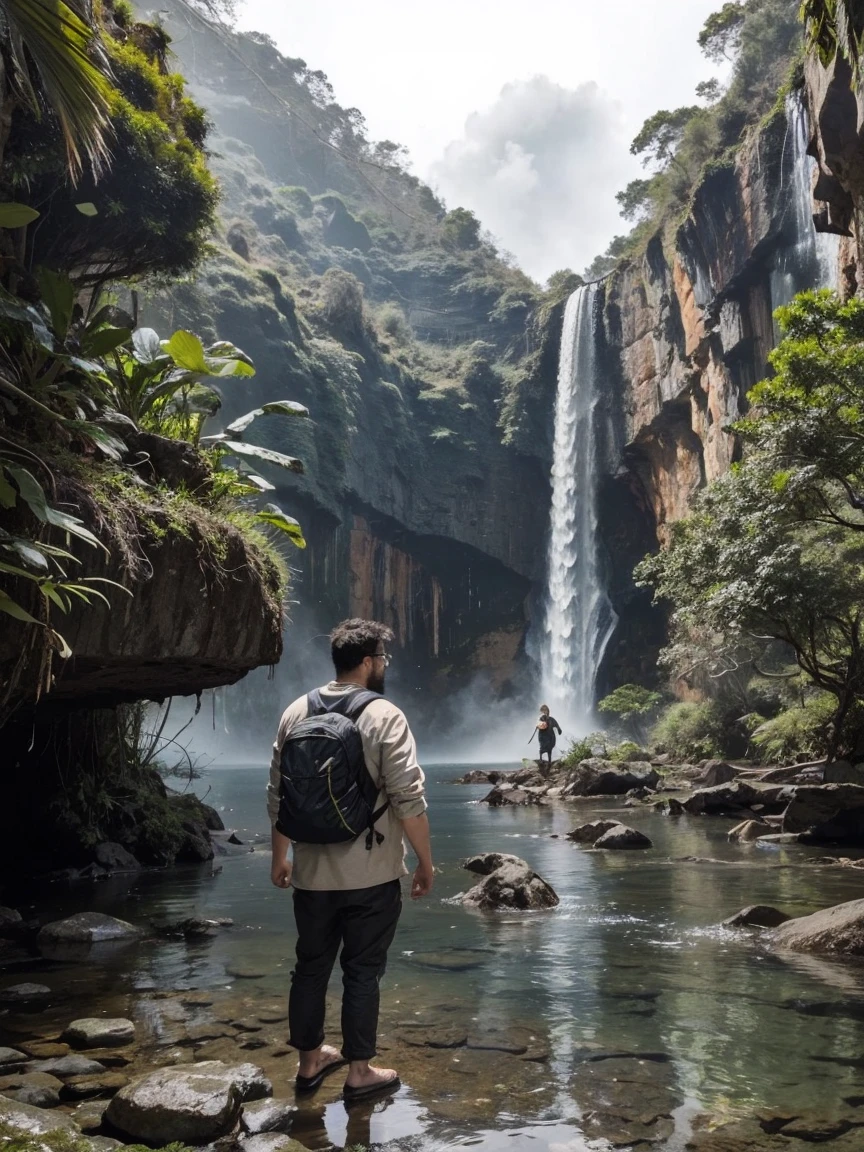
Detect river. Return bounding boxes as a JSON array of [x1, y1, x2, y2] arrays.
[[5, 763, 864, 1150]]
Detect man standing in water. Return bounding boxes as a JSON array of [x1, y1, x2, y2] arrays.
[[536, 704, 562, 766], [267, 618, 433, 1102]]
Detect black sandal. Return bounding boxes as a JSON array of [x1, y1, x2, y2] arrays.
[[295, 1057, 348, 1093], [342, 1075, 401, 1102]]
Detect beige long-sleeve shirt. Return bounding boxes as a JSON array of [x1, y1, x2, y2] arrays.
[[267, 682, 427, 891]]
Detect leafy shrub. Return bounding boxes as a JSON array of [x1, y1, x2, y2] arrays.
[[651, 701, 725, 761], [318, 268, 365, 334], [378, 303, 411, 344], [278, 185, 314, 216], [560, 732, 608, 767], [748, 693, 837, 763], [607, 741, 646, 763]]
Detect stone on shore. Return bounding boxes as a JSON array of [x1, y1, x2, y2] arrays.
[[593, 824, 653, 850], [563, 759, 659, 797], [567, 820, 620, 844], [0, 1094, 81, 1136], [63, 1019, 135, 1049], [0, 907, 22, 927], [700, 760, 742, 787], [0, 983, 51, 1005], [240, 1135, 307, 1152], [37, 912, 141, 946], [461, 856, 559, 911], [106, 1061, 270, 1144], [93, 843, 141, 872], [682, 781, 759, 815], [31, 1056, 106, 1078], [0, 1071, 64, 1109], [723, 905, 792, 929], [782, 783, 864, 844], [0, 1049, 27, 1071], [456, 769, 501, 784], [823, 760, 864, 784], [771, 897, 864, 954], [240, 1097, 298, 1134]]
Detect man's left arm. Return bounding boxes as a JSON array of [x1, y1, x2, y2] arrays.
[[377, 708, 432, 897]]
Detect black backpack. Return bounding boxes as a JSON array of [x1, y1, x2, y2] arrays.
[[276, 688, 389, 849]]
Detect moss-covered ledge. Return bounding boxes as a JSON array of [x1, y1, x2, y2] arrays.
[[1, 454, 284, 711]]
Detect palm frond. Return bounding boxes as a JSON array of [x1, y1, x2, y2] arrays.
[[0, 0, 113, 179]]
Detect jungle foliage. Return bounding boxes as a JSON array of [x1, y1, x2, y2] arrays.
[[638, 293, 864, 762]]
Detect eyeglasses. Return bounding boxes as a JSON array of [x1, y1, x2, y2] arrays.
[[370, 651, 392, 667]]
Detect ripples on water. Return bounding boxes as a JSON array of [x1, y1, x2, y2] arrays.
[[6, 763, 864, 1150]]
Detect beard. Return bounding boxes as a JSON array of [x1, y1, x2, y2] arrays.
[[368, 670, 386, 695]]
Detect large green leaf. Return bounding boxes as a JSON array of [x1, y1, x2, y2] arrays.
[[226, 400, 310, 435], [1, 538, 50, 571], [255, 504, 307, 548], [1, 0, 113, 179], [0, 589, 40, 624], [163, 330, 208, 373], [37, 266, 75, 339], [132, 327, 168, 365], [83, 326, 132, 357], [220, 441, 304, 473], [0, 467, 16, 509], [5, 465, 102, 547], [0, 202, 39, 228]]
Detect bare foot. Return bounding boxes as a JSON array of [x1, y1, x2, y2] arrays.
[[345, 1063, 398, 1089], [298, 1043, 343, 1079]]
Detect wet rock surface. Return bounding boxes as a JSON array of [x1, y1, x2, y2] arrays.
[[593, 824, 653, 850], [461, 855, 559, 910], [563, 759, 660, 796], [63, 1019, 135, 1049], [771, 897, 864, 955], [567, 820, 621, 844], [37, 913, 141, 946], [723, 905, 792, 929], [782, 784, 864, 843]]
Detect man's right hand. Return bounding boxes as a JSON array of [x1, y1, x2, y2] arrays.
[[271, 856, 293, 889], [411, 862, 434, 899]]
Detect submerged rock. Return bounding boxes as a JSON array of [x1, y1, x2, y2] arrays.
[[727, 818, 772, 842], [31, 1056, 107, 1079], [37, 912, 140, 945], [63, 1019, 135, 1049], [771, 897, 864, 954], [0, 982, 51, 1004], [481, 784, 545, 807], [0, 1049, 28, 1071], [461, 856, 559, 911], [723, 905, 791, 929], [593, 824, 653, 850], [240, 1097, 297, 1134], [567, 820, 621, 844], [563, 759, 659, 797], [93, 843, 141, 872]]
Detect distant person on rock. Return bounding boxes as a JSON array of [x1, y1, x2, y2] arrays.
[[536, 704, 562, 765], [267, 618, 433, 1104]]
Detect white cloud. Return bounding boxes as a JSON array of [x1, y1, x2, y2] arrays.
[[429, 75, 637, 282]]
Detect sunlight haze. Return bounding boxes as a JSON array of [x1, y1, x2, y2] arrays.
[[236, 0, 726, 278]]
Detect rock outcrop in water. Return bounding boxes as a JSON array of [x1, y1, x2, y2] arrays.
[[461, 854, 559, 910]]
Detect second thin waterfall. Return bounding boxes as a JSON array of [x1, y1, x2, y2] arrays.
[[542, 284, 617, 724]]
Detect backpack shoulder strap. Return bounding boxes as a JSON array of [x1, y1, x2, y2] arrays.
[[314, 688, 381, 722], [341, 689, 383, 723], [305, 689, 327, 717]]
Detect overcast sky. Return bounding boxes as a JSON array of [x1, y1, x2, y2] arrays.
[[235, 1, 726, 280]]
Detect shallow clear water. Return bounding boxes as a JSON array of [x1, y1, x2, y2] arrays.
[[5, 763, 864, 1150]]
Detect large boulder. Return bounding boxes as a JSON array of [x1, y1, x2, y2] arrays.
[[105, 1061, 270, 1145], [0, 983, 51, 1005], [567, 820, 621, 844], [462, 853, 525, 875], [37, 912, 140, 946], [682, 781, 759, 815], [700, 761, 742, 787], [771, 898, 864, 954], [723, 905, 791, 929], [782, 783, 864, 843], [563, 759, 659, 797], [823, 760, 864, 784], [482, 785, 544, 807], [593, 825, 653, 850], [93, 843, 140, 872], [63, 1019, 135, 1049], [461, 857, 558, 911]]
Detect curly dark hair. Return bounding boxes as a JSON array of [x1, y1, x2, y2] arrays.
[[330, 618, 395, 673]]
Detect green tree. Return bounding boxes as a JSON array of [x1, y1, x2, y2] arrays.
[[630, 106, 701, 173], [0, 0, 113, 177], [638, 293, 864, 761], [698, 2, 747, 62], [615, 179, 656, 222], [801, 0, 864, 76], [598, 684, 663, 743], [441, 207, 481, 250]]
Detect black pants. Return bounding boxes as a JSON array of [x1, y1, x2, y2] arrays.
[[288, 879, 402, 1061]]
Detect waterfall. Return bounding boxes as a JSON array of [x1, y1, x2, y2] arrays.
[[541, 284, 617, 726], [770, 94, 840, 310]]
